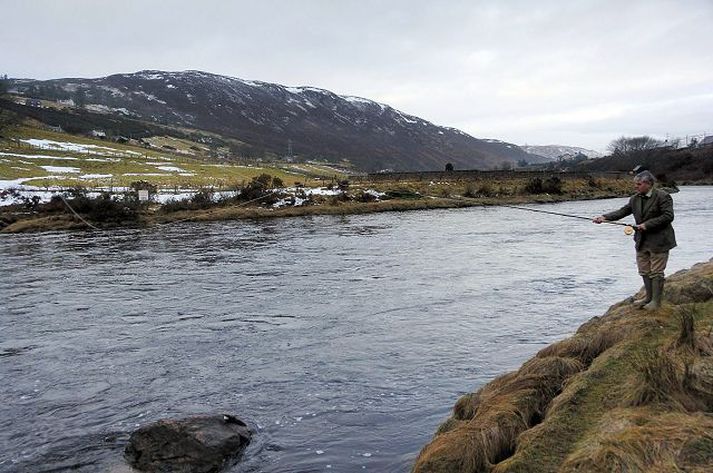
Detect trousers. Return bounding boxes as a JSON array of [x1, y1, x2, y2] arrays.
[[636, 250, 669, 279]]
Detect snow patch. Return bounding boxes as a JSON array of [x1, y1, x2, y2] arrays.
[[272, 196, 308, 208], [85, 104, 112, 114], [0, 152, 78, 161], [138, 72, 165, 80], [134, 91, 167, 104], [98, 85, 126, 97], [80, 174, 113, 179], [84, 157, 121, 162], [343, 96, 373, 106], [40, 165, 80, 173], [238, 78, 264, 87], [19, 139, 142, 157], [122, 173, 171, 177]]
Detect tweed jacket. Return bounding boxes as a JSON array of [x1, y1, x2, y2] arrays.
[[604, 188, 676, 252]]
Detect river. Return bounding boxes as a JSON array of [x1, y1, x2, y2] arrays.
[[1, 187, 711, 472]]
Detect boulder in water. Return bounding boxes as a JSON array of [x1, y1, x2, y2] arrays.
[[124, 414, 252, 473]]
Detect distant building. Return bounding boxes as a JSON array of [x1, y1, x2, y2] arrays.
[[25, 98, 42, 107], [47, 125, 63, 133], [90, 129, 107, 139]]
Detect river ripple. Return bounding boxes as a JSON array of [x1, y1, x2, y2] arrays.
[[1, 187, 711, 472]]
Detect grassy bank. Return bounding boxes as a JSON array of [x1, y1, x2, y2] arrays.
[[413, 259, 713, 473], [0, 176, 632, 233]]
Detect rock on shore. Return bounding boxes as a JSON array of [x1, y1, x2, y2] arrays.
[[124, 414, 252, 473], [413, 258, 713, 473]]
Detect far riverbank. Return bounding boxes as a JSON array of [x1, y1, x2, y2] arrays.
[[1, 174, 632, 233]]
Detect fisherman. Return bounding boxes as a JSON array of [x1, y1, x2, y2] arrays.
[[593, 170, 676, 310]]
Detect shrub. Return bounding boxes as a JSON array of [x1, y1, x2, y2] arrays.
[[525, 177, 544, 194], [544, 176, 564, 194], [161, 189, 215, 212], [239, 174, 274, 201], [357, 190, 379, 202], [59, 189, 141, 224], [384, 188, 420, 199], [587, 176, 601, 188], [129, 180, 158, 193], [476, 182, 496, 197], [190, 189, 214, 208], [161, 198, 194, 212], [463, 183, 477, 198], [525, 176, 563, 194], [0, 188, 42, 210]]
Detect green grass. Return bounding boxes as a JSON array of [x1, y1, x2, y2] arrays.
[[0, 125, 346, 188]]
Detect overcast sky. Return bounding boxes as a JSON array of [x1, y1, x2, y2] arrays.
[[3, 0, 712, 151]]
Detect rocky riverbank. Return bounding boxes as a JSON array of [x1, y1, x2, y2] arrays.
[[413, 258, 713, 473]]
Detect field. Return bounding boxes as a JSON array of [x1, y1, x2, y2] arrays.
[[0, 125, 346, 190]]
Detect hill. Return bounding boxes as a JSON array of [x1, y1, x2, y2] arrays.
[[521, 144, 602, 160], [574, 146, 713, 183], [5, 70, 541, 172], [413, 258, 713, 473]]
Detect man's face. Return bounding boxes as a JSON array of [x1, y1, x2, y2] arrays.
[[635, 179, 652, 195]]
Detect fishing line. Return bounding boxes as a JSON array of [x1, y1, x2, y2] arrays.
[[155, 189, 282, 227], [502, 204, 636, 235], [57, 189, 281, 230], [59, 194, 100, 230]]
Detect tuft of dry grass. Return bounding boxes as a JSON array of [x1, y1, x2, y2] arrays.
[[623, 348, 691, 410], [414, 262, 713, 473], [673, 305, 713, 356], [559, 411, 713, 473], [413, 356, 586, 473], [536, 329, 625, 366], [676, 306, 697, 349], [453, 392, 481, 421]]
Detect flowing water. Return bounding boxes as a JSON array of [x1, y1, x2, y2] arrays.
[[1, 187, 712, 472]]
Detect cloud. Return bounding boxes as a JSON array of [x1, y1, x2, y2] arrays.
[[2, 0, 712, 151]]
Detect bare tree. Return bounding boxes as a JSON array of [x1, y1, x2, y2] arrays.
[[607, 135, 663, 156], [0, 74, 9, 95]]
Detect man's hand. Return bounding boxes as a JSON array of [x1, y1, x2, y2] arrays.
[[637, 224, 646, 231], [593, 216, 606, 224]]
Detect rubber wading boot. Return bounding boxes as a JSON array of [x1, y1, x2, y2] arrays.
[[634, 276, 652, 309], [643, 278, 664, 311]]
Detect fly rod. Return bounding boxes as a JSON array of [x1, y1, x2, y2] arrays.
[[502, 205, 637, 235]]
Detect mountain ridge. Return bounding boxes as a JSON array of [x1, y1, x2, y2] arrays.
[[7, 70, 549, 172], [521, 144, 603, 160]]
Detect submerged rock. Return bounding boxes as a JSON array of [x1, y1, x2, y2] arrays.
[[124, 414, 252, 473]]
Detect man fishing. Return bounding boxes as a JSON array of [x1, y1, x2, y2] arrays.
[[593, 170, 676, 310]]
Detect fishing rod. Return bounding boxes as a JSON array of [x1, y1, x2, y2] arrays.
[[502, 205, 637, 235]]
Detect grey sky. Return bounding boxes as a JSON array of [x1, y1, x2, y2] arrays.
[[3, 0, 712, 151]]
